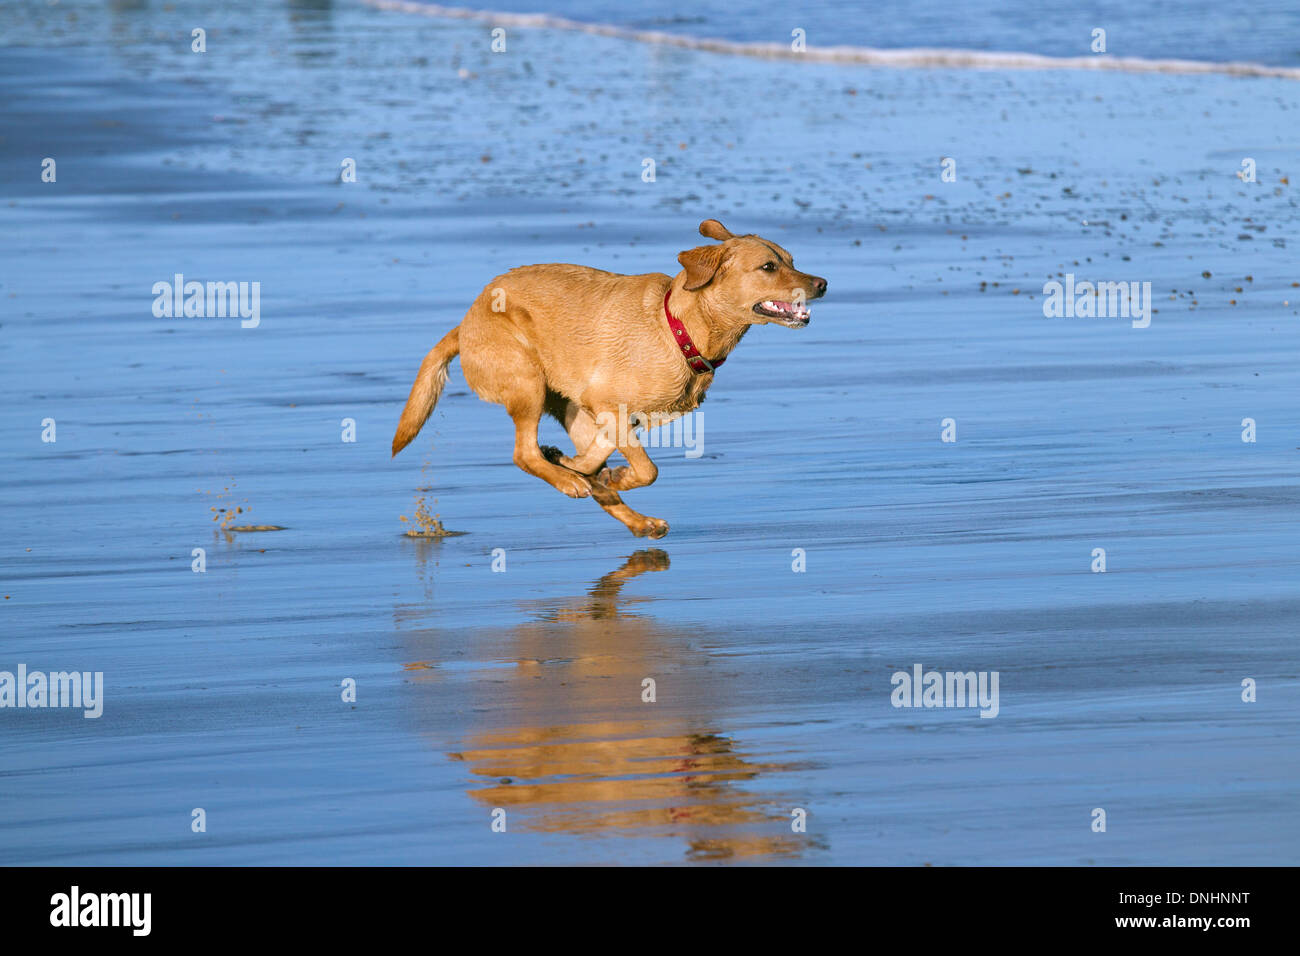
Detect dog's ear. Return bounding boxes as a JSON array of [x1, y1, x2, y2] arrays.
[[677, 244, 726, 291], [699, 219, 734, 241]]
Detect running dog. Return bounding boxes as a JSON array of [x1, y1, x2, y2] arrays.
[[391, 219, 827, 537]]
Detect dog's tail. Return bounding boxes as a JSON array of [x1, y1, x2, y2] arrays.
[[391, 325, 460, 457]]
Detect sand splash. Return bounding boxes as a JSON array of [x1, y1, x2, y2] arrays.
[[205, 478, 252, 532], [399, 453, 466, 537]]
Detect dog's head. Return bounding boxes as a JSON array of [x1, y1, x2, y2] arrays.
[[675, 219, 827, 329]]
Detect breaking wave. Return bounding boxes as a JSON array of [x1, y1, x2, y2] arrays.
[[364, 0, 1300, 79]]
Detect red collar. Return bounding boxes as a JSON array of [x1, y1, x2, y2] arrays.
[[664, 291, 725, 374]]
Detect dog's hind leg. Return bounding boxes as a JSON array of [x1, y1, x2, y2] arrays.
[[502, 384, 593, 499], [511, 407, 593, 499], [460, 311, 593, 499]]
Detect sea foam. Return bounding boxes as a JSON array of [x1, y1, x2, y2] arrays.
[[365, 0, 1300, 79]]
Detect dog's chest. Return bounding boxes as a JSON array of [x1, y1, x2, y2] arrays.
[[640, 369, 711, 415]]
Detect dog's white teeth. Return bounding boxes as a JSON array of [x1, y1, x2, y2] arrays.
[[760, 299, 810, 320]]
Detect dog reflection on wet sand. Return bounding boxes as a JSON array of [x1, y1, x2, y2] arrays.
[[533, 547, 668, 622], [406, 550, 820, 861]]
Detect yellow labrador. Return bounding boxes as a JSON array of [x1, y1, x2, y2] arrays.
[[392, 219, 827, 537]]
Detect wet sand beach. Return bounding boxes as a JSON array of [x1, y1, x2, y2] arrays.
[[1, 1, 1298, 864]]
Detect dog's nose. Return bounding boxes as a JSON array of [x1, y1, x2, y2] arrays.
[[811, 276, 827, 297]]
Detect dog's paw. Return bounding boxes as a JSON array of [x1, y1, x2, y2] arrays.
[[552, 472, 592, 499], [631, 516, 669, 539], [599, 465, 642, 491]]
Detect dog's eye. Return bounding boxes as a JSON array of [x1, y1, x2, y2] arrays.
[[760, 262, 777, 272]]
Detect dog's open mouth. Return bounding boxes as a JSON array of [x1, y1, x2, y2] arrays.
[[753, 300, 811, 327]]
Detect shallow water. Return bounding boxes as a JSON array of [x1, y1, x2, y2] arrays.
[[1, 1, 1298, 864]]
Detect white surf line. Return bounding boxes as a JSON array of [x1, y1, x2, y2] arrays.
[[364, 0, 1300, 80]]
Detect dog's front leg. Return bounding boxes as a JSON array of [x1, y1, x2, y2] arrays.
[[541, 402, 668, 537], [586, 477, 669, 539], [599, 429, 659, 492], [586, 425, 668, 537]]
